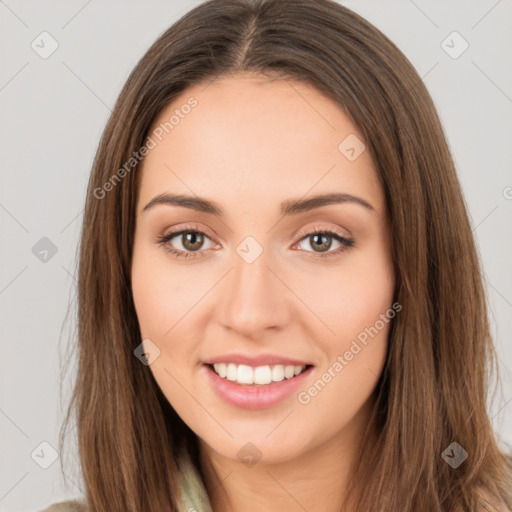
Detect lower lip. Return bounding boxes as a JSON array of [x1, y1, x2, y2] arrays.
[[203, 364, 314, 410]]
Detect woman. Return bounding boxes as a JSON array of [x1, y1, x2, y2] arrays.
[[44, 0, 512, 510]]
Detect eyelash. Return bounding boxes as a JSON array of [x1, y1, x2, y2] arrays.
[[155, 224, 354, 260]]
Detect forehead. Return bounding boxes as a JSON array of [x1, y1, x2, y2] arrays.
[[138, 73, 385, 217]]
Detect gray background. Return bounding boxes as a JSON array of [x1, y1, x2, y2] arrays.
[[1, 1, 511, 510]]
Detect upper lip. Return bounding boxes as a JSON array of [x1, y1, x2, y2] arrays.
[[203, 353, 313, 367]]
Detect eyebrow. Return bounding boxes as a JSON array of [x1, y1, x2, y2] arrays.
[[142, 192, 375, 216]]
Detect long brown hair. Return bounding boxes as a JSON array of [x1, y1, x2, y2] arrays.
[[59, 0, 512, 510]]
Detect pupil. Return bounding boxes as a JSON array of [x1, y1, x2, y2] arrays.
[[312, 234, 331, 252], [184, 232, 203, 251]]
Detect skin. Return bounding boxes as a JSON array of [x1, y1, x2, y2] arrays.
[[131, 72, 395, 512]]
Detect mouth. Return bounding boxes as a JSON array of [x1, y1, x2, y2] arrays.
[[203, 362, 315, 409], [205, 362, 314, 386]]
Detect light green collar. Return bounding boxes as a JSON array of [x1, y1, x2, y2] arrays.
[[178, 447, 214, 512]]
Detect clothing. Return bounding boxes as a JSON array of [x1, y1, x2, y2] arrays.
[[40, 448, 213, 512], [178, 446, 213, 512]]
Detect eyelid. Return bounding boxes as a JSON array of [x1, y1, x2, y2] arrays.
[[292, 224, 352, 245], [158, 222, 351, 243], [156, 222, 220, 255], [291, 225, 354, 259], [158, 222, 217, 242], [156, 222, 354, 259]]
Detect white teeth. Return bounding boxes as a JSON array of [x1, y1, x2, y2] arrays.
[[215, 363, 227, 378], [212, 363, 307, 385], [237, 364, 254, 384], [226, 363, 237, 381], [254, 365, 272, 385], [271, 365, 285, 382], [284, 365, 294, 379]]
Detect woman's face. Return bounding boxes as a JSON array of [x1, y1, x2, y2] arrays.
[[131, 73, 395, 465]]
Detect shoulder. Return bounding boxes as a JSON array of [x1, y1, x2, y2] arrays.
[[40, 500, 89, 512]]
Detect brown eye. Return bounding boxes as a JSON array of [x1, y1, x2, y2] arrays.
[[308, 233, 333, 253], [181, 231, 205, 251], [294, 228, 354, 258], [156, 228, 218, 260]]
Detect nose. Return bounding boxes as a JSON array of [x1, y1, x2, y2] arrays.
[[218, 243, 291, 339]]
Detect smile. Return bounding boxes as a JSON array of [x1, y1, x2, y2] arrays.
[[203, 363, 315, 409], [210, 363, 311, 385]]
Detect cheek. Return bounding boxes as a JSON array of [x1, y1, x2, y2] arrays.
[[294, 256, 395, 343], [131, 254, 165, 338], [131, 248, 197, 404], [131, 246, 197, 339], [290, 243, 395, 401], [334, 269, 394, 338], [293, 262, 393, 433]]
